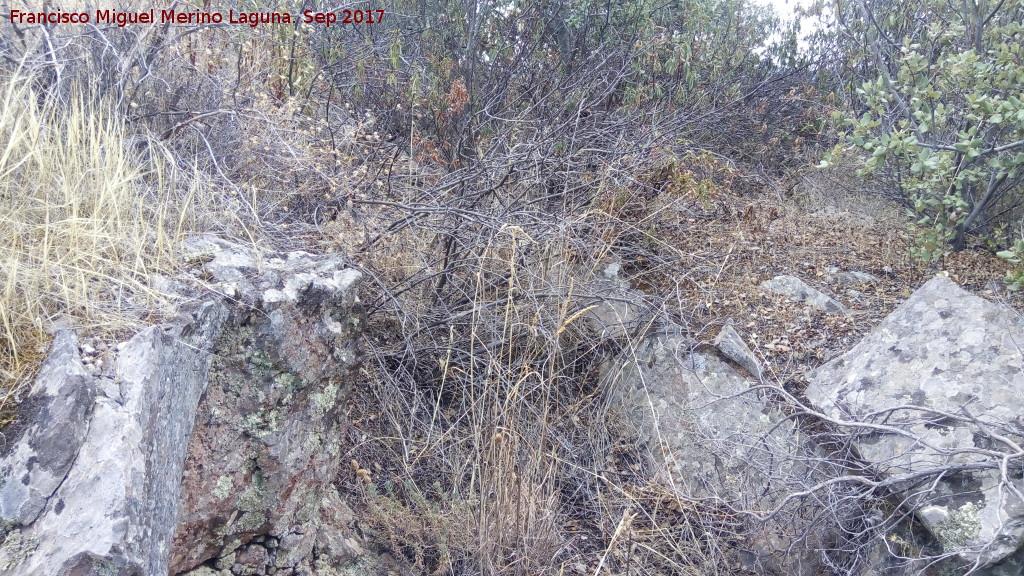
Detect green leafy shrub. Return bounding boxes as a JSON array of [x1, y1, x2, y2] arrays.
[[825, 0, 1024, 275]]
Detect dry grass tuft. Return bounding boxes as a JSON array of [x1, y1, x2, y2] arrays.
[[0, 71, 217, 424]]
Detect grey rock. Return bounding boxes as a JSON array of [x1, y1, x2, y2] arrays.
[[313, 487, 365, 563], [713, 323, 762, 379], [276, 530, 316, 570], [215, 551, 237, 571], [761, 274, 849, 315], [585, 273, 650, 340], [604, 329, 784, 502], [825, 266, 880, 286], [182, 235, 359, 312], [919, 505, 950, 526], [601, 261, 621, 279], [0, 236, 366, 576], [0, 331, 94, 526], [151, 273, 189, 299], [232, 544, 270, 575], [180, 568, 222, 576], [541, 257, 654, 341], [807, 275, 1024, 567], [169, 238, 364, 572], [857, 533, 933, 576], [603, 324, 839, 574], [979, 549, 1024, 576], [0, 301, 230, 576]]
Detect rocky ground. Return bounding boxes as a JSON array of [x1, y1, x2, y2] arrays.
[[2, 161, 1022, 576]]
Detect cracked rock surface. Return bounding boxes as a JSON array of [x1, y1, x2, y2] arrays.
[[808, 275, 1024, 569], [601, 322, 839, 574], [0, 237, 376, 576]]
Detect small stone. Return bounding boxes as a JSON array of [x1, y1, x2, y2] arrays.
[[602, 261, 621, 279], [920, 505, 949, 525], [215, 552, 236, 571], [761, 275, 849, 315], [714, 323, 762, 379]]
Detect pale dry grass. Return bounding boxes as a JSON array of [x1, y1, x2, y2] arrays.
[[0, 71, 215, 423]]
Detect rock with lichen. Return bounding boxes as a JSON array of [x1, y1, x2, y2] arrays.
[[808, 275, 1024, 568], [0, 236, 372, 576]]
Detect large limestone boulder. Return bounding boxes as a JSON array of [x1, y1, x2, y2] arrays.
[[602, 324, 847, 574], [0, 237, 375, 576], [807, 275, 1024, 568]]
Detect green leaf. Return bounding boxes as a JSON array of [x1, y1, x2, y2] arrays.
[[997, 250, 1019, 261]]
